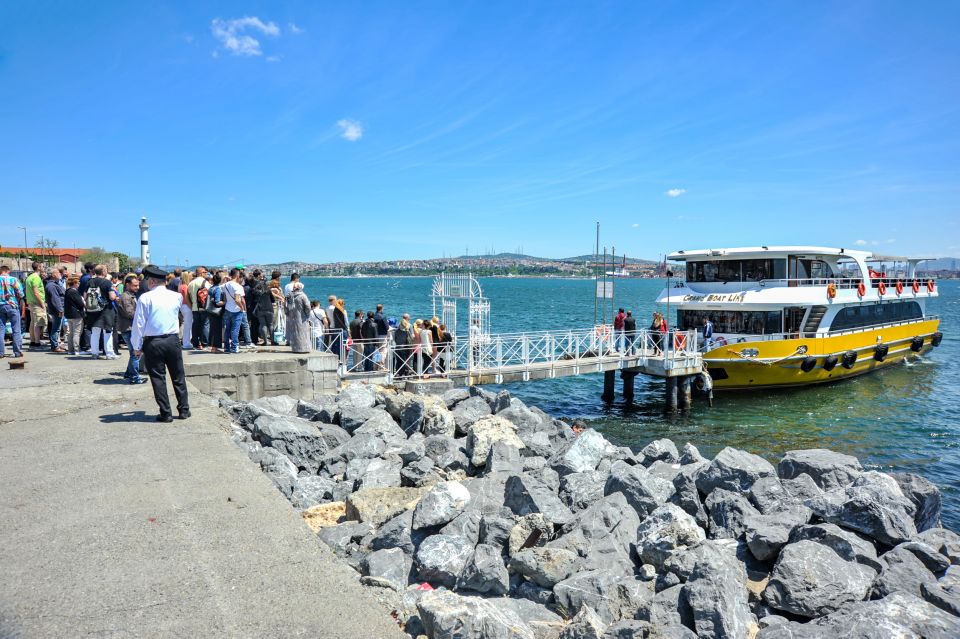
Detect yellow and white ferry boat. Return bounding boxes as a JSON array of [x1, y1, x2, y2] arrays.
[[657, 246, 943, 390]]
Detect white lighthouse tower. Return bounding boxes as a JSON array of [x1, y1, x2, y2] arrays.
[[139, 217, 150, 264]]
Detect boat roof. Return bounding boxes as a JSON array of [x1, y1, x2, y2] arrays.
[[668, 246, 873, 261]]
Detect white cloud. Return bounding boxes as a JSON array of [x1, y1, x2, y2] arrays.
[[211, 16, 280, 57], [885, 239, 896, 244], [266, 55, 281, 62], [665, 188, 686, 198], [337, 119, 363, 141], [288, 22, 304, 34], [854, 239, 868, 246], [631, 223, 640, 228]]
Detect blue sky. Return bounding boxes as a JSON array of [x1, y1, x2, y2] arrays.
[[1, 1, 959, 265]]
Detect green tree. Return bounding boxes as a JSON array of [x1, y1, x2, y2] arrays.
[[112, 252, 141, 273]]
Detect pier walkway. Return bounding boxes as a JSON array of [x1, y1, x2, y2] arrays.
[[0, 354, 401, 638], [334, 325, 704, 386]]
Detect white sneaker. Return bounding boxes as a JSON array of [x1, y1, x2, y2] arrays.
[[104, 354, 118, 360]]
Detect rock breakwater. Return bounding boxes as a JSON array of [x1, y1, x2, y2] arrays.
[[223, 385, 960, 639]]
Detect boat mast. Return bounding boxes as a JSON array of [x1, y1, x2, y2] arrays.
[[593, 222, 599, 325]]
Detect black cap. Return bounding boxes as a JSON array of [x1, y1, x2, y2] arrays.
[[141, 264, 168, 280]]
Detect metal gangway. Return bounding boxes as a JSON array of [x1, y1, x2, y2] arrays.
[[315, 325, 703, 386]]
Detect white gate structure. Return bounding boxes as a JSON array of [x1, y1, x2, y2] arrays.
[[431, 273, 490, 344]]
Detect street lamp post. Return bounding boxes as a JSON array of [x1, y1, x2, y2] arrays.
[[17, 226, 27, 271]]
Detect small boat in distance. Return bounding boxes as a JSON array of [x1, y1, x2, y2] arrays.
[[657, 246, 943, 390], [605, 268, 631, 277]]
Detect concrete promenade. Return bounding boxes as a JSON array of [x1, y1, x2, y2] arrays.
[[0, 352, 401, 638]]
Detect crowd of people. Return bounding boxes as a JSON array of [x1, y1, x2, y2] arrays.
[[2, 263, 456, 378]]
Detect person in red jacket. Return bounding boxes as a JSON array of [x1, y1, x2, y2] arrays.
[[614, 308, 626, 352]]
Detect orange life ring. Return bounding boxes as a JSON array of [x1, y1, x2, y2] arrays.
[[927, 279, 935, 292], [856, 281, 866, 297], [877, 281, 887, 296], [594, 325, 611, 339], [912, 280, 920, 294], [826, 283, 837, 299], [674, 332, 687, 350], [895, 280, 904, 295]]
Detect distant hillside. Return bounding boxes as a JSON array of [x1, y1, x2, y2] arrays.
[[562, 254, 658, 265], [920, 257, 960, 271]]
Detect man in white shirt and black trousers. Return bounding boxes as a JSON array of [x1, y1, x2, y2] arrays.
[[131, 265, 190, 423]]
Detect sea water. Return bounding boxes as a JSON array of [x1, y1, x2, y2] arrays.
[[302, 276, 958, 529]]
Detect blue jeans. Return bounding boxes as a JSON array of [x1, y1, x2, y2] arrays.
[[121, 330, 142, 380], [48, 313, 63, 350], [224, 311, 243, 353], [0, 304, 23, 357], [240, 312, 252, 346]]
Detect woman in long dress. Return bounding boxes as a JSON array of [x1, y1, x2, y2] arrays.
[[285, 283, 312, 353]]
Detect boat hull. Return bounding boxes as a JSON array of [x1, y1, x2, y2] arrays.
[[703, 319, 940, 390]]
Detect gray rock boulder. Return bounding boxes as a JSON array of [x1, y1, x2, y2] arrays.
[[509, 547, 580, 588], [413, 480, 472, 529], [914, 527, 960, 565], [417, 589, 536, 639], [898, 540, 952, 574], [351, 456, 403, 490], [557, 429, 617, 474], [337, 405, 382, 434], [345, 486, 426, 526], [683, 540, 753, 639], [402, 395, 456, 437], [251, 415, 335, 473], [516, 580, 554, 605], [250, 446, 298, 497], [749, 474, 821, 515], [891, 472, 943, 532], [423, 435, 470, 472], [508, 513, 553, 557], [671, 461, 709, 529], [504, 473, 575, 527], [604, 460, 673, 520], [440, 510, 483, 547], [648, 583, 694, 630], [290, 475, 336, 509], [871, 543, 939, 598], [640, 438, 679, 465], [705, 489, 762, 539], [788, 523, 881, 571], [486, 441, 526, 475], [561, 470, 609, 512], [921, 581, 960, 617], [756, 592, 960, 639], [554, 569, 654, 625], [777, 449, 863, 492], [559, 605, 606, 639], [680, 442, 707, 465], [459, 543, 510, 595], [415, 534, 476, 588], [316, 521, 373, 555], [468, 415, 525, 467], [463, 474, 510, 516], [441, 387, 471, 409], [696, 446, 776, 495], [452, 395, 492, 433], [763, 540, 874, 618], [480, 514, 515, 553], [369, 509, 416, 554], [337, 383, 377, 408], [297, 397, 340, 424], [548, 492, 639, 573], [744, 506, 811, 561], [361, 547, 413, 591], [400, 457, 442, 488], [805, 470, 918, 546], [353, 410, 408, 449], [635, 503, 706, 569], [250, 394, 298, 415]]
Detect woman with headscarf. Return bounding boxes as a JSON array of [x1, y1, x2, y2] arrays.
[[284, 282, 312, 353], [332, 298, 349, 363]]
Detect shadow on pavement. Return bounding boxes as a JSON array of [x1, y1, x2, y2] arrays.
[[99, 411, 154, 424]]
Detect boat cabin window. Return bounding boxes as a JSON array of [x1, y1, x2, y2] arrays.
[[788, 257, 835, 280], [677, 309, 782, 335], [685, 259, 786, 283], [829, 301, 922, 332]]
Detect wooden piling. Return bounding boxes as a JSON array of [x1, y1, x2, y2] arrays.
[[680, 375, 693, 411], [602, 370, 616, 402], [665, 376, 678, 413], [621, 370, 637, 403]]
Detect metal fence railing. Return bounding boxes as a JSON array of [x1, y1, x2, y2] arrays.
[[306, 325, 701, 382]]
